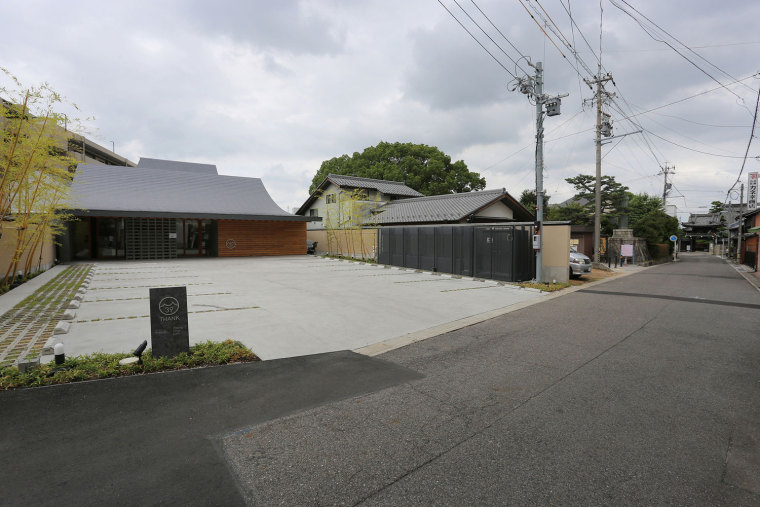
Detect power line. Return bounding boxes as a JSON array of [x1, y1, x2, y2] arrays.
[[616, 0, 756, 95], [435, 0, 517, 78], [727, 86, 760, 193], [610, 0, 751, 106], [469, 0, 530, 74], [644, 128, 758, 159], [614, 74, 759, 121], [452, 0, 527, 75]]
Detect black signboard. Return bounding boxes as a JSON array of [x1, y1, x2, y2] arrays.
[[149, 286, 190, 358]]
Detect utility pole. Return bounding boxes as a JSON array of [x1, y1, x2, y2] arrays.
[[514, 62, 567, 283], [534, 62, 545, 284], [660, 164, 675, 209], [584, 68, 614, 263]]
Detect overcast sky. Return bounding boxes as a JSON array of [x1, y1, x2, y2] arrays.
[[2, 0, 759, 219]]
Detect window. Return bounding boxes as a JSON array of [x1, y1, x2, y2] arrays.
[[326, 193, 336, 204], [309, 209, 319, 217]]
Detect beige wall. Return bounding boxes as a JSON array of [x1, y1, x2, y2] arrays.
[[307, 228, 377, 259], [474, 201, 514, 219], [542, 224, 571, 283], [0, 226, 56, 281]]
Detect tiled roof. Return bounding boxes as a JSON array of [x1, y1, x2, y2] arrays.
[[326, 174, 423, 197], [67, 162, 306, 220], [373, 188, 529, 224]]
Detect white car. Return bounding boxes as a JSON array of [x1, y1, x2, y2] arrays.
[[570, 249, 592, 278]]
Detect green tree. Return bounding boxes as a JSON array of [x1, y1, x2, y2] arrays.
[[519, 189, 550, 214], [628, 193, 663, 230], [708, 201, 724, 213], [546, 202, 589, 224], [633, 210, 679, 258], [563, 174, 629, 234], [309, 141, 486, 196], [1, 69, 79, 285]]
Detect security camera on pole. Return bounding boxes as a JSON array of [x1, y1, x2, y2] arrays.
[[512, 61, 567, 283]]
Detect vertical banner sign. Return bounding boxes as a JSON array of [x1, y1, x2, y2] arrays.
[[748, 172, 758, 210], [149, 286, 190, 358]]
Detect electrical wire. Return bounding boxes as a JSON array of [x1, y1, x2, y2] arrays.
[[610, 0, 750, 106], [469, 0, 530, 74], [644, 129, 757, 159], [726, 86, 760, 194], [452, 0, 528, 75], [617, 0, 757, 95], [435, 0, 517, 78]]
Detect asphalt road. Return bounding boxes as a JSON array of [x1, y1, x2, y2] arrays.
[[2, 253, 759, 506], [223, 253, 760, 505]]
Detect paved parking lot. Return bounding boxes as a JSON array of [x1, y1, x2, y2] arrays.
[[53, 256, 548, 360]]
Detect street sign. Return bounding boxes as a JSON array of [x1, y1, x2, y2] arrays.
[[149, 286, 190, 358], [669, 235, 677, 242]]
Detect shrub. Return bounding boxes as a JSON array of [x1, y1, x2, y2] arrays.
[[0, 339, 259, 390]]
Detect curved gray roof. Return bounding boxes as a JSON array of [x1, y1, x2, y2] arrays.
[[137, 157, 218, 174], [326, 174, 423, 197], [373, 188, 532, 224], [67, 163, 307, 221]]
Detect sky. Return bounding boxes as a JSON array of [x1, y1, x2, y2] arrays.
[[2, 0, 759, 220]]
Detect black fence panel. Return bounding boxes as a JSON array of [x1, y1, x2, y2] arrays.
[[377, 224, 534, 282], [434, 227, 453, 274], [419, 227, 436, 271], [452, 227, 474, 276], [473, 228, 493, 279], [403, 227, 419, 268], [492, 227, 514, 281], [390, 228, 404, 266], [377, 228, 390, 265], [512, 227, 534, 281]]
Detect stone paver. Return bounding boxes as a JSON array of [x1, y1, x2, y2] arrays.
[[0, 265, 91, 366]]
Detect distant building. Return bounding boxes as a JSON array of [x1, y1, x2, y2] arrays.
[[681, 204, 742, 252], [296, 174, 423, 230]]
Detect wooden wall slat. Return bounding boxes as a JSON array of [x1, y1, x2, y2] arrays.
[[217, 220, 305, 257]]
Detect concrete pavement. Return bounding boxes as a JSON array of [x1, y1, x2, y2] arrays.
[[51, 256, 550, 359], [221, 252, 760, 505], [3, 252, 758, 505]]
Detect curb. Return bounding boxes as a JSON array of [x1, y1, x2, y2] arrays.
[[355, 264, 657, 357]]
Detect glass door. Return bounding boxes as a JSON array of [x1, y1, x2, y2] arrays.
[[176, 219, 204, 256], [96, 218, 125, 258]]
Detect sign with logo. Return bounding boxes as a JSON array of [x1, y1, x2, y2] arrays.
[[748, 172, 758, 210], [149, 286, 189, 358]]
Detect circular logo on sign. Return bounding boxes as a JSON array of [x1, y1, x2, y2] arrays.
[[158, 296, 180, 316], [225, 238, 236, 249]]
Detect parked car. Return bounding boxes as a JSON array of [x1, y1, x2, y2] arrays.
[[570, 248, 592, 278], [306, 240, 318, 255]]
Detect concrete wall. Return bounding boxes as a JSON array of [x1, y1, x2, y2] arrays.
[[0, 226, 56, 281], [542, 224, 570, 283], [306, 229, 377, 259]]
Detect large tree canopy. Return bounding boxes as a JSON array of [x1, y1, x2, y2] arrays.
[[309, 141, 486, 196]]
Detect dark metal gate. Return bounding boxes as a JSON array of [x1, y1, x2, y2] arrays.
[[377, 224, 535, 282]]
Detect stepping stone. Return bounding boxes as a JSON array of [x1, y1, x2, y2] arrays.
[[53, 321, 71, 335]]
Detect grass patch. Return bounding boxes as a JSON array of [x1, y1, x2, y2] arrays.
[[324, 254, 377, 264], [511, 281, 570, 292], [0, 340, 259, 390]]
